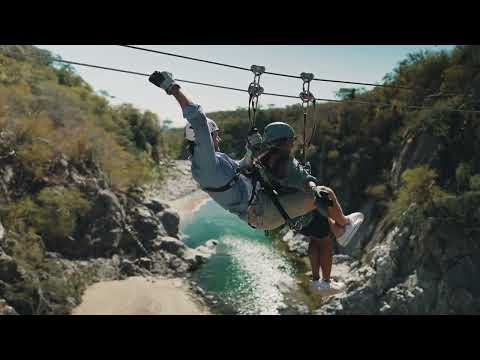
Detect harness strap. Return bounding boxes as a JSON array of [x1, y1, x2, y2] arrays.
[[202, 172, 240, 192]]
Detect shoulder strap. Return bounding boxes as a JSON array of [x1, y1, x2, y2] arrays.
[[254, 164, 302, 231]]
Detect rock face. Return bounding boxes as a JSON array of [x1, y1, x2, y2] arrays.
[[37, 184, 185, 260], [144, 199, 169, 214], [0, 157, 214, 314], [391, 132, 442, 189], [84, 189, 127, 257], [0, 252, 22, 283], [159, 209, 180, 238], [130, 205, 168, 246], [153, 237, 186, 255], [315, 201, 480, 315]]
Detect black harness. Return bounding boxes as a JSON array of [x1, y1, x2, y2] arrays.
[[201, 168, 257, 207], [201, 172, 241, 193]]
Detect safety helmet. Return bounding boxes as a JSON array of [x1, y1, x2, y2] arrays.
[[185, 118, 219, 142], [263, 122, 295, 145]]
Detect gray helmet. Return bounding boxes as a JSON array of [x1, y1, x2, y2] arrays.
[[185, 118, 219, 142], [263, 122, 295, 145]]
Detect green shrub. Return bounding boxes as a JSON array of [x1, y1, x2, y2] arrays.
[[17, 142, 56, 178], [455, 162, 472, 191], [4, 196, 42, 234], [4, 187, 92, 248], [391, 166, 448, 217], [9, 231, 46, 271], [470, 174, 480, 191], [33, 186, 92, 245], [366, 184, 389, 200]]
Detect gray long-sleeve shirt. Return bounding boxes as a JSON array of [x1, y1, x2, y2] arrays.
[[183, 104, 252, 218]]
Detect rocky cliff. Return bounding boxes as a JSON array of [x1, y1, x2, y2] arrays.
[[281, 132, 480, 314], [0, 155, 213, 315]]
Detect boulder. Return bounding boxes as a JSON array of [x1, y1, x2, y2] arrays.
[[94, 190, 126, 220], [153, 237, 186, 256], [205, 239, 219, 248], [168, 256, 190, 273], [119, 259, 137, 277], [134, 257, 153, 270], [181, 248, 211, 270], [195, 239, 218, 257], [63, 189, 129, 257], [127, 186, 146, 204], [0, 253, 21, 282], [131, 206, 167, 245], [144, 199, 169, 214], [159, 208, 180, 237]]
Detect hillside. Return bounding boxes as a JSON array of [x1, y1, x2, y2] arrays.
[[0, 45, 212, 314]]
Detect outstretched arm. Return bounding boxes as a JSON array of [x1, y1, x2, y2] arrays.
[[149, 71, 218, 173], [170, 85, 192, 110]]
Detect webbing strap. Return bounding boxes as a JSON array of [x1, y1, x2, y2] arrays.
[[202, 173, 240, 192]]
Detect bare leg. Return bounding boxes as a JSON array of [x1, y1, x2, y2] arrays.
[[328, 217, 346, 239], [308, 239, 321, 281], [318, 235, 333, 281]]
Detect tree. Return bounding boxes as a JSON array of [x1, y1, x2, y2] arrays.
[[161, 119, 173, 130]]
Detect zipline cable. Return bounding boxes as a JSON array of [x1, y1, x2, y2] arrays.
[[118, 45, 472, 95], [52, 58, 480, 115]]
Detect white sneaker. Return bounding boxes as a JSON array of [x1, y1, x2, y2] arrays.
[[336, 212, 364, 247], [310, 279, 346, 297]]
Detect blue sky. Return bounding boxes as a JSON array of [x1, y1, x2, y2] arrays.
[[36, 45, 455, 128]]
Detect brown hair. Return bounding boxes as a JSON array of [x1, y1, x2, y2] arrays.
[[260, 147, 291, 179]]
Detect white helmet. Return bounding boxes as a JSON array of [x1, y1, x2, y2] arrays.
[[185, 118, 219, 142]]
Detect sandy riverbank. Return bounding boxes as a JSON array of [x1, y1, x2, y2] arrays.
[[72, 276, 210, 315], [167, 189, 210, 220]]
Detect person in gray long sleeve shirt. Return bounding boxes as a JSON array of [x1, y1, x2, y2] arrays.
[[149, 71, 253, 219], [183, 103, 253, 217]]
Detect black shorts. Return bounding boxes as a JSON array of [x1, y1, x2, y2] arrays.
[[299, 210, 331, 239]]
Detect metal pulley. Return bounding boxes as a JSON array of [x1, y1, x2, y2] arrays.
[[247, 64, 266, 129]]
